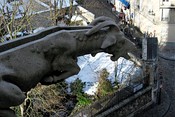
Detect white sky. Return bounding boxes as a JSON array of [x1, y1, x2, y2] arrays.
[[66, 52, 143, 95]]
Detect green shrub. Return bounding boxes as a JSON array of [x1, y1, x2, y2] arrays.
[[97, 68, 113, 97], [70, 78, 85, 95], [76, 93, 92, 107], [70, 78, 92, 108]]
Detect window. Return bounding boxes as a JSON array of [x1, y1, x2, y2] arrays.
[[162, 0, 170, 5], [135, 0, 141, 11], [161, 9, 175, 23], [161, 9, 170, 21], [169, 9, 175, 23], [163, 0, 169, 2]]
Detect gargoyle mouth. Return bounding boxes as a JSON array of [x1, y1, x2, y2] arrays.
[[110, 51, 133, 61], [110, 54, 121, 61], [111, 55, 116, 61]]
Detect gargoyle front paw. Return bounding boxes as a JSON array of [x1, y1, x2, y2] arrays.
[[0, 108, 17, 117], [40, 76, 54, 85]]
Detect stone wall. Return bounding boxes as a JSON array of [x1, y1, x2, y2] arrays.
[[106, 87, 152, 117], [70, 86, 153, 117]]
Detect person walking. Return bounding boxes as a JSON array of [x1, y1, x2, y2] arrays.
[[119, 9, 126, 24]]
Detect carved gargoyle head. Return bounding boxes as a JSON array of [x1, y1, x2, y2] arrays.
[[102, 32, 139, 61], [85, 16, 139, 61]]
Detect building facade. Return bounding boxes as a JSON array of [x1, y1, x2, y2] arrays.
[[129, 0, 175, 43], [111, 0, 175, 43]]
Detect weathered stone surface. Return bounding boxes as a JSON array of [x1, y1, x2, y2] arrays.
[[0, 16, 138, 116]]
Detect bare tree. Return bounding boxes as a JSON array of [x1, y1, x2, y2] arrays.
[[0, 0, 34, 42], [48, 0, 75, 26]]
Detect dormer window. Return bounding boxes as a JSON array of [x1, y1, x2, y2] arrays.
[[163, 0, 169, 2], [162, 0, 170, 5]]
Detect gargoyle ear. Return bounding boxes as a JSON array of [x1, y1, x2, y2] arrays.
[[101, 36, 116, 49]]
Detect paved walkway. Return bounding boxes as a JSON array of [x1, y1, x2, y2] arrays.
[[136, 88, 171, 117], [159, 53, 175, 117], [136, 47, 175, 117]]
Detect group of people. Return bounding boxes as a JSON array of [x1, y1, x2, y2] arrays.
[[106, 0, 132, 25], [118, 7, 131, 25]]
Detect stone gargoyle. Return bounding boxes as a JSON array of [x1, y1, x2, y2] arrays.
[[0, 16, 139, 117]]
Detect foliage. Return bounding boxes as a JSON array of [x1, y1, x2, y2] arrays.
[[70, 78, 85, 95], [70, 78, 92, 108], [76, 93, 92, 107], [11, 106, 22, 117], [97, 68, 114, 97], [69, 78, 92, 115], [12, 70, 121, 116], [13, 81, 76, 117], [76, 0, 84, 5]]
